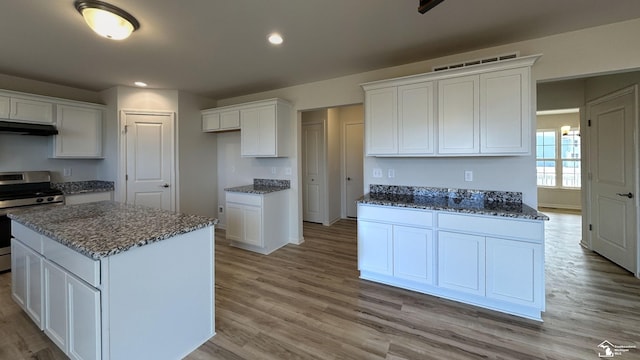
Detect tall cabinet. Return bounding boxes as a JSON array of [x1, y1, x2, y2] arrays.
[[362, 54, 540, 157]]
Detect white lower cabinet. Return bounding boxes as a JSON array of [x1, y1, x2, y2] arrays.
[[11, 239, 44, 329], [437, 231, 485, 296], [357, 204, 545, 320], [225, 190, 290, 254], [357, 221, 393, 275], [358, 206, 434, 286], [393, 226, 433, 284], [43, 259, 101, 360]]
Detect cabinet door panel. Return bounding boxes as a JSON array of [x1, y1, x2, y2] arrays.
[[358, 221, 393, 275], [438, 76, 480, 154], [10, 97, 53, 123], [67, 275, 101, 360], [225, 204, 244, 241], [437, 231, 485, 296], [26, 249, 44, 329], [44, 260, 68, 353], [240, 108, 260, 156], [486, 237, 543, 307], [202, 112, 220, 131], [398, 83, 434, 154], [55, 105, 102, 158], [366, 87, 397, 155], [394, 226, 433, 284], [11, 239, 27, 309], [257, 105, 277, 156], [220, 110, 240, 129], [243, 206, 263, 247], [481, 68, 530, 154]]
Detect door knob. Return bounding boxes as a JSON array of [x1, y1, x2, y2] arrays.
[[161, 184, 170, 188], [616, 192, 633, 198], [347, 177, 351, 181]]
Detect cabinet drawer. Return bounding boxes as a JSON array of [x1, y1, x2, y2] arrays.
[[358, 205, 433, 227], [12, 222, 43, 254], [437, 213, 543, 242], [43, 237, 100, 287], [226, 192, 262, 206]]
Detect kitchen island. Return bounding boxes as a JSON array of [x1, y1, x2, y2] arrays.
[[358, 185, 548, 321], [9, 201, 216, 360]]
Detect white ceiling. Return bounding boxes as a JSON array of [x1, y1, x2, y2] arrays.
[[2, 0, 640, 99]]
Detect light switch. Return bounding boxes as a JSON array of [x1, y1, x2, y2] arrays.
[[388, 169, 395, 178], [63, 168, 72, 177], [464, 170, 473, 182]]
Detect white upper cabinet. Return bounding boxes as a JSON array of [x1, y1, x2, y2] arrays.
[[365, 87, 397, 155], [480, 67, 530, 154], [52, 104, 103, 159], [438, 75, 480, 154], [364, 82, 435, 156], [202, 108, 240, 132], [361, 54, 540, 157], [7, 96, 54, 124], [202, 98, 291, 157], [240, 99, 291, 157]]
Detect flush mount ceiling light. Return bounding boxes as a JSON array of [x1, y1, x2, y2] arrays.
[[268, 33, 283, 45], [74, 0, 140, 40], [134, 81, 148, 87]]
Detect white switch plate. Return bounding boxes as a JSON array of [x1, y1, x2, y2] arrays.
[[373, 168, 383, 178], [63, 168, 72, 177], [271, 167, 277, 174], [388, 169, 395, 178], [464, 170, 473, 182], [285, 167, 292, 175]]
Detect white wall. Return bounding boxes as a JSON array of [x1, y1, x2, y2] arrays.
[[216, 18, 640, 243], [177, 91, 218, 217]]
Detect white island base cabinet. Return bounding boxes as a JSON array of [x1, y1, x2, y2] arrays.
[[11, 222, 215, 360], [357, 204, 545, 321]]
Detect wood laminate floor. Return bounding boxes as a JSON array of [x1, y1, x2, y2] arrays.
[[2, 211, 640, 359]]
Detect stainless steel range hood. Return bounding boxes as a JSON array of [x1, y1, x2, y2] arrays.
[[0, 120, 58, 136]]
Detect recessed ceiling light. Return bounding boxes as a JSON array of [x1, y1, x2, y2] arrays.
[[268, 33, 283, 45], [74, 0, 140, 40], [134, 81, 148, 87]]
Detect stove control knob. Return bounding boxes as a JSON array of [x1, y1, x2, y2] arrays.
[[36, 198, 44, 203], [47, 197, 54, 202]]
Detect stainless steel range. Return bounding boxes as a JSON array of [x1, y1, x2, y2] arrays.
[[0, 171, 64, 271]]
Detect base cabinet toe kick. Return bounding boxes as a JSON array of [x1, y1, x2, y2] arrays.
[[357, 204, 545, 321]]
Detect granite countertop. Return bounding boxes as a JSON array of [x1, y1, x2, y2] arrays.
[[358, 185, 549, 220], [225, 178, 290, 194], [53, 180, 114, 195], [8, 201, 217, 260]]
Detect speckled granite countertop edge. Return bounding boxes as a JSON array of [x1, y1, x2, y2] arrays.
[[358, 197, 548, 220], [225, 178, 291, 194], [8, 201, 217, 260]]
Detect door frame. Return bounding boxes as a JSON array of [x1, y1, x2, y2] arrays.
[[118, 110, 177, 211], [583, 85, 640, 277]]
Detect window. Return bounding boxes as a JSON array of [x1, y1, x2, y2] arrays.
[[536, 128, 581, 188], [536, 130, 556, 186]]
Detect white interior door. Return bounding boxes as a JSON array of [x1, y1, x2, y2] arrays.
[[302, 122, 325, 223], [588, 86, 637, 274], [345, 122, 364, 218], [124, 111, 175, 211]]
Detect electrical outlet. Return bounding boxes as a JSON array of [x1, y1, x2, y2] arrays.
[[464, 170, 473, 182], [285, 167, 292, 175], [63, 168, 72, 177], [373, 168, 383, 178], [271, 167, 277, 174], [218, 206, 224, 213]]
